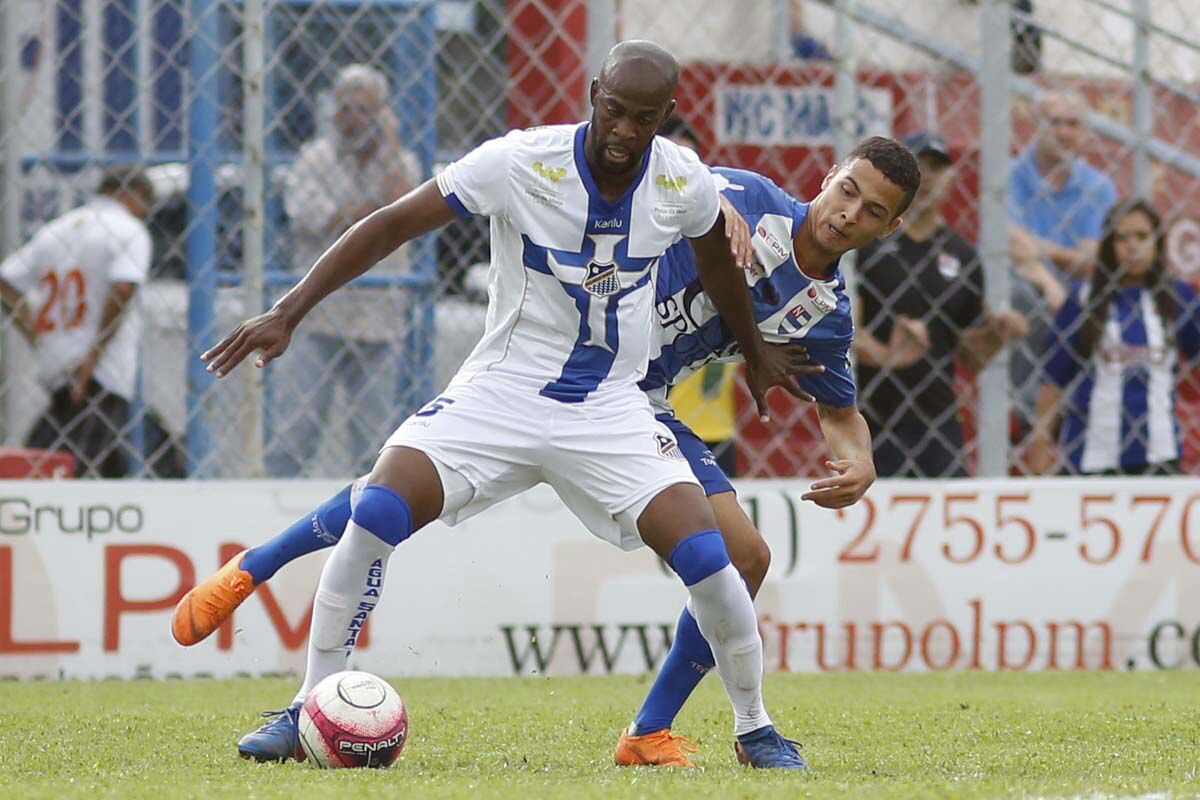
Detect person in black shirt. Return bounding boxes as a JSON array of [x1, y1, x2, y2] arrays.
[[855, 133, 1027, 477]]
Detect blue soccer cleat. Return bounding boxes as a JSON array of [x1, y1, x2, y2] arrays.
[[734, 725, 809, 769], [237, 704, 304, 763]]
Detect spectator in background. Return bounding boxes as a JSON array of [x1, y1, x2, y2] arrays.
[[0, 167, 154, 477], [856, 133, 1027, 477], [271, 63, 423, 477], [1009, 89, 1117, 438], [1010, 0, 1043, 75], [789, 0, 832, 61], [660, 115, 740, 476], [1028, 200, 1200, 475]]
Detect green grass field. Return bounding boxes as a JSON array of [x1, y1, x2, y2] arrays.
[[0, 671, 1196, 799]]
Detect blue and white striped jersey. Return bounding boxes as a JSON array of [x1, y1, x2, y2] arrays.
[[641, 167, 857, 410], [436, 124, 721, 403], [1045, 279, 1200, 472]]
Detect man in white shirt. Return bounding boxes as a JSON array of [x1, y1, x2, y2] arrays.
[[271, 64, 423, 477], [196, 41, 810, 769], [0, 168, 154, 477]]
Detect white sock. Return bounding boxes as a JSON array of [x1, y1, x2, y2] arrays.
[[686, 563, 771, 736], [293, 522, 394, 705]]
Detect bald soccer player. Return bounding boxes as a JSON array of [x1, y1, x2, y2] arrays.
[[186, 41, 811, 769]]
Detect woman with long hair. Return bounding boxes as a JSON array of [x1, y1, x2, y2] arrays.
[[1027, 199, 1200, 475]]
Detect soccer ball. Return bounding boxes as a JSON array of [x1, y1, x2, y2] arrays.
[[297, 670, 408, 768]]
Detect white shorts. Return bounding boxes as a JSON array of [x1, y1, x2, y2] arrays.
[[381, 374, 700, 550]]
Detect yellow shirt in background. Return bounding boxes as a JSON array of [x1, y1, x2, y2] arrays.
[[667, 363, 738, 443]]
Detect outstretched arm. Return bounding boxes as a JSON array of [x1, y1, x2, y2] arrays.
[[802, 403, 876, 509], [70, 282, 138, 405], [203, 180, 456, 377], [276, 180, 453, 323]]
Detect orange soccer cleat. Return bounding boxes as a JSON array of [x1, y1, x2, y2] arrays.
[[613, 726, 699, 768], [171, 549, 256, 646]]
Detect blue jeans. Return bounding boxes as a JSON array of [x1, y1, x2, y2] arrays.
[[265, 333, 410, 477]]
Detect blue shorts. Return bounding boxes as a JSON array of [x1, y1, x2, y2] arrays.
[[655, 413, 735, 497]]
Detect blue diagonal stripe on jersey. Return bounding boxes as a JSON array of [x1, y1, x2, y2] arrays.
[[520, 126, 662, 403], [522, 230, 656, 403]]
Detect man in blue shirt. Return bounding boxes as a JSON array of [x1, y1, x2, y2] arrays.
[[1008, 89, 1117, 441]]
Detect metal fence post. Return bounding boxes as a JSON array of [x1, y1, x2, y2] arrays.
[[0, 0, 19, 443], [185, 0, 220, 476], [1131, 0, 1152, 200], [833, 0, 860, 346], [241, 0, 266, 477], [832, 0, 858, 164], [585, 0, 616, 87], [977, 0, 1013, 477], [399, 1, 438, 414]]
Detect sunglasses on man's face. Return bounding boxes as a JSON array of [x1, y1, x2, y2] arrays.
[[338, 102, 376, 117]]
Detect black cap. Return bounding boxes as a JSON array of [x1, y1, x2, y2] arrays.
[[902, 132, 952, 166]]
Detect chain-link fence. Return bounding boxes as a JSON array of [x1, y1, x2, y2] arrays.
[[0, 0, 1197, 480]]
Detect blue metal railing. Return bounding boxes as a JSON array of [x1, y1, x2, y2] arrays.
[[185, 0, 222, 476], [21, 0, 439, 476]]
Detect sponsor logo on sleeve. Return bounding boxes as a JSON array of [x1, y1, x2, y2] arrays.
[[532, 161, 567, 183], [655, 175, 688, 193]]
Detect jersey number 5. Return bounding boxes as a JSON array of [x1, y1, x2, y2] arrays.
[[415, 396, 456, 418], [35, 269, 88, 333]]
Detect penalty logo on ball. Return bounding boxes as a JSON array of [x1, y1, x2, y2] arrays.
[[335, 728, 407, 756], [298, 670, 409, 769]]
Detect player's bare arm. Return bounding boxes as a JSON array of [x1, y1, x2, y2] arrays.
[[1027, 382, 1065, 475], [689, 216, 813, 418], [711, 193, 823, 394], [71, 281, 138, 405], [203, 180, 456, 377], [802, 402, 876, 509], [957, 308, 1028, 373], [0, 277, 37, 344], [718, 194, 753, 270]]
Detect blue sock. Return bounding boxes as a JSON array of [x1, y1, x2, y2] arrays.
[[632, 606, 715, 735], [240, 484, 353, 583]]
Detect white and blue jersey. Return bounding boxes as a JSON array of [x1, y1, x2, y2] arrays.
[[436, 123, 720, 403], [639, 167, 857, 495], [643, 167, 856, 410], [1044, 280, 1200, 472], [386, 125, 721, 551]]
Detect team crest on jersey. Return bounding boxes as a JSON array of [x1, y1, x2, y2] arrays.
[[655, 433, 685, 460], [780, 304, 814, 335], [583, 261, 621, 297]]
